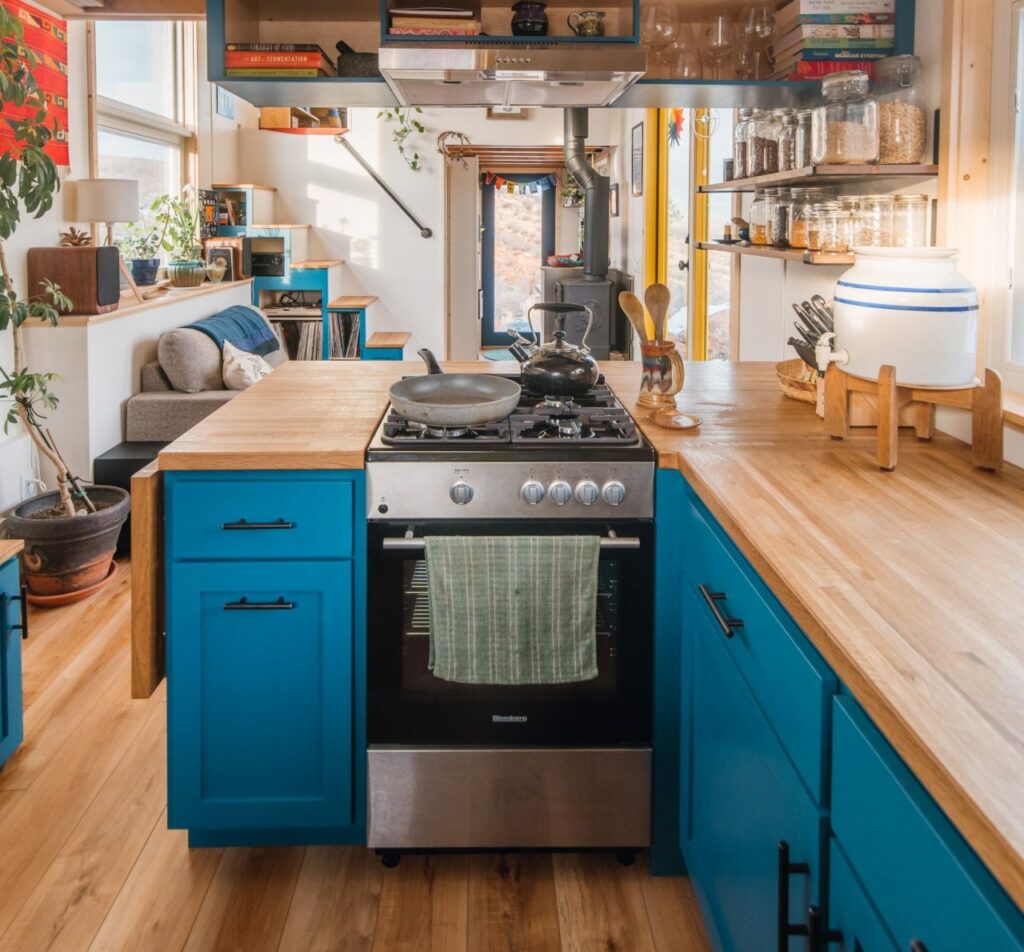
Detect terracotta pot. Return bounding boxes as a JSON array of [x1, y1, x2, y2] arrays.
[[166, 259, 206, 288], [6, 486, 130, 604]]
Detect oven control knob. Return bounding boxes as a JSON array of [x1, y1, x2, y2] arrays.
[[520, 479, 545, 505], [602, 480, 627, 507], [449, 480, 474, 505], [575, 480, 600, 506], [548, 480, 573, 506]]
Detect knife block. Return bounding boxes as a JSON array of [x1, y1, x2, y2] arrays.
[[824, 365, 1003, 472]]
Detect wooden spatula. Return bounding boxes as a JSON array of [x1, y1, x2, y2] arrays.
[[618, 291, 650, 343], [644, 283, 671, 343]]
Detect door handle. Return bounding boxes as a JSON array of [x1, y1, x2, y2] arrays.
[[678, 258, 689, 271], [8, 586, 27, 639], [221, 518, 295, 531], [698, 584, 744, 638], [776, 841, 811, 951], [223, 597, 295, 611], [807, 905, 843, 948]]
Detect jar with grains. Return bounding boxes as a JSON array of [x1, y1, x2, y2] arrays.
[[811, 70, 879, 164], [893, 193, 929, 247], [875, 55, 927, 164], [777, 111, 798, 173], [749, 188, 770, 245], [855, 194, 895, 247], [819, 208, 853, 254], [789, 188, 830, 249], [768, 187, 792, 247], [808, 201, 841, 252], [746, 109, 779, 176], [734, 107, 754, 180], [795, 110, 813, 169]]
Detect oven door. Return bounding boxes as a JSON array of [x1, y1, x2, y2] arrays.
[[367, 519, 653, 746]]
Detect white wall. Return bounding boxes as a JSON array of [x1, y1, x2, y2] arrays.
[[235, 106, 620, 356]]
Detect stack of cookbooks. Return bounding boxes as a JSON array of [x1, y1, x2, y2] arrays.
[[224, 43, 337, 78], [387, 6, 481, 36], [769, 0, 895, 81]]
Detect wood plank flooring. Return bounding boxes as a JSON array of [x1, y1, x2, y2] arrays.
[[0, 561, 710, 952]]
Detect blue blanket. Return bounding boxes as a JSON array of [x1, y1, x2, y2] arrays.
[[186, 306, 279, 358]]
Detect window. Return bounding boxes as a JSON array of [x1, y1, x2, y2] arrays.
[[91, 20, 196, 211]]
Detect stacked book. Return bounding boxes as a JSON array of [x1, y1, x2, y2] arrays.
[[387, 6, 481, 36], [769, 0, 896, 81], [224, 44, 337, 78]]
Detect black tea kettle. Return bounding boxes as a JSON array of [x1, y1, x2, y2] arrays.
[[508, 302, 601, 398]]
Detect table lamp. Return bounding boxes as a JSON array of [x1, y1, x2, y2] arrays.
[[73, 177, 145, 302]]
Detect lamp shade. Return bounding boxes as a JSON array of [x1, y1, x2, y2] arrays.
[[73, 178, 139, 224]]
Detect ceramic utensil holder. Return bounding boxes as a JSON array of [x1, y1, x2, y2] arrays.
[[638, 341, 683, 408]]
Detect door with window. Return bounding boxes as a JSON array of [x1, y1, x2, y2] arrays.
[[480, 174, 557, 347]]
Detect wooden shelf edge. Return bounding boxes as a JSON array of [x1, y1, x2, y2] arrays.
[[698, 241, 853, 266], [699, 164, 940, 193]]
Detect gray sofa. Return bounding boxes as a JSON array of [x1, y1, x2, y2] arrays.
[[126, 308, 287, 442]]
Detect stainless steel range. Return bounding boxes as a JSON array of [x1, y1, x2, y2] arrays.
[[365, 377, 655, 856]]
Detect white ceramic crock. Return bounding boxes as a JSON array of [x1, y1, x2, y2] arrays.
[[833, 247, 979, 388]]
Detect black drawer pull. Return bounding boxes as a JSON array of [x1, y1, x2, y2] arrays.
[[698, 584, 744, 638], [777, 841, 811, 951], [9, 586, 28, 639], [807, 905, 843, 948], [910, 943, 928, 952], [221, 518, 295, 531], [223, 597, 295, 611]]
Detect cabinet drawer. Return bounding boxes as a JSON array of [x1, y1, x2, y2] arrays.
[[832, 696, 1024, 951], [828, 838, 898, 952], [0, 558, 24, 766], [167, 473, 355, 561], [681, 489, 835, 804]]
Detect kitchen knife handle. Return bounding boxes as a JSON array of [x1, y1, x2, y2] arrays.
[[221, 519, 295, 531], [698, 584, 744, 638], [223, 597, 295, 611]]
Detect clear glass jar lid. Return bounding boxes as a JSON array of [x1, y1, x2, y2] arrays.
[[821, 70, 871, 99], [875, 54, 921, 88], [893, 193, 928, 203]]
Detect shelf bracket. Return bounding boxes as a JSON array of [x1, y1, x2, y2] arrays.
[[334, 134, 433, 239]]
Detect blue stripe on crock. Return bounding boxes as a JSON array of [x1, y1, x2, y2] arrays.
[[837, 280, 976, 294], [839, 278, 974, 292], [834, 296, 980, 313]]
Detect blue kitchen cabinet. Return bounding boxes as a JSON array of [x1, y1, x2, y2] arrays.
[[0, 556, 24, 767], [165, 470, 366, 847], [827, 838, 899, 952]]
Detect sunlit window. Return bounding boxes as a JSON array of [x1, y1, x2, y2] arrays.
[[95, 21, 177, 120]]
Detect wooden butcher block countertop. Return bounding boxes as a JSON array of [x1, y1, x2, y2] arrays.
[[158, 359, 1024, 908], [0, 540, 23, 565]]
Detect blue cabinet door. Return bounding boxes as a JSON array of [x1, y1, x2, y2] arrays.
[[682, 593, 823, 952], [0, 558, 23, 767], [168, 559, 353, 831], [828, 838, 899, 952]]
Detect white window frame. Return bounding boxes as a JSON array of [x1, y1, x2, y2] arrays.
[[989, 0, 1024, 392]]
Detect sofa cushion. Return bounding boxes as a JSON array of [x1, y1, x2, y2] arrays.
[[126, 390, 237, 442], [140, 361, 173, 393], [158, 327, 224, 393], [222, 341, 273, 390]]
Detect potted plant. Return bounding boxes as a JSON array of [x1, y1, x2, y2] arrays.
[[562, 181, 584, 208], [153, 189, 205, 288], [0, 5, 129, 604], [116, 217, 161, 286]]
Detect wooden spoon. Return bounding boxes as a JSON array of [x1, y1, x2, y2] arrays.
[[619, 291, 650, 343], [645, 283, 671, 343]]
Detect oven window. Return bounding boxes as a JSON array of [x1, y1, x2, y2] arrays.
[[400, 557, 621, 696]]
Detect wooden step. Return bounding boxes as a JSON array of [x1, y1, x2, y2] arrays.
[[328, 295, 378, 310], [366, 331, 411, 349]]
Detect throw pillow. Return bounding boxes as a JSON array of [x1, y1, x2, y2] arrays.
[[222, 340, 273, 391]]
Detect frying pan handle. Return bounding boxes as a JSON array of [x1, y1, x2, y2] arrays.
[[418, 348, 444, 375]]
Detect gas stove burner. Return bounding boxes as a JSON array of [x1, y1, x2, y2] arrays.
[[556, 415, 583, 438], [541, 395, 577, 413], [423, 424, 469, 439], [381, 411, 510, 445]]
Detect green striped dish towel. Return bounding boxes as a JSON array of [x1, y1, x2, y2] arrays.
[[425, 536, 601, 685]]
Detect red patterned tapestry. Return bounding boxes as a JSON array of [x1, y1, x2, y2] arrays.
[[0, 0, 69, 169]]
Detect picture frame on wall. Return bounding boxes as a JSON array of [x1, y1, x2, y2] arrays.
[[610, 183, 620, 218], [205, 246, 235, 282], [631, 123, 643, 196]]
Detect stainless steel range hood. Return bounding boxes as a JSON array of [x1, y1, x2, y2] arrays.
[[378, 45, 647, 107]]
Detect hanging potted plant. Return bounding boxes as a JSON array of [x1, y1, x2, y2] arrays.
[[115, 216, 162, 286], [0, 5, 130, 604], [153, 188, 205, 288]]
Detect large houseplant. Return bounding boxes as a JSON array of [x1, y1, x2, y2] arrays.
[[0, 6, 129, 602], [153, 189, 205, 288]]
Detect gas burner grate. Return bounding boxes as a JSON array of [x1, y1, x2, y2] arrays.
[[381, 412, 511, 445]]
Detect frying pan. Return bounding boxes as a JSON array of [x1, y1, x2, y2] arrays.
[[388, 349, 522, 427]]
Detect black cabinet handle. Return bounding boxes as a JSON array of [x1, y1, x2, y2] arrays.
[[223, 597, 295, 611], [777, 841, 811, 951], [910, 943, 928, 952], [221, 518, 295, 531], [808, 905, 843, 948], [9, 585, 28, 639], [699, 584, 744, 639]]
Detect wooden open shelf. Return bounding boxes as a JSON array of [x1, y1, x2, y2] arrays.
[[698, 241, 854, 267], [699, 164, 939, 193]]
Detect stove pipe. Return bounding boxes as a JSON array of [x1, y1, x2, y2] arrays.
[[564, 108, 610, 281]]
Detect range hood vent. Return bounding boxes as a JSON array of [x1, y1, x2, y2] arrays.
[[378, 45, 647, 107]]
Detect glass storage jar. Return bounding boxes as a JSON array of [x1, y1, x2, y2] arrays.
[[768, 187, 793, 247], [875, 55, 927, 164], [811, 70, 879, 165], [777, 111, 798, 173], [819, 208, 853, 254], [807, 201, 840, 252], [789, 187, 830, 249], [749, 187, 770, 245], [733, 107, 754, 180], [893, 193, 929, 247], [854, 194, 895, 247], [795, 110, 812, 168], [746, 109, 779, 176]]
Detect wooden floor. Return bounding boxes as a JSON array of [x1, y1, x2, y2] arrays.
[[0, 561, 710, 952]]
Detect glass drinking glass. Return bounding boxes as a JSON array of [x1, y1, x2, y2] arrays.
[[739, 2, 776, 80], [640, 2, 680, 52], [701, 13, 735, 80], [733, 44, 755, 81], [659, 34, 703, 80]]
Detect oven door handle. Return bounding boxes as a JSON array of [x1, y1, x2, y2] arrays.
[[381, 535, 641, 550]]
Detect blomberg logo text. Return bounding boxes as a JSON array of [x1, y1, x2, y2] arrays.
[[492, 714, 528, 723]]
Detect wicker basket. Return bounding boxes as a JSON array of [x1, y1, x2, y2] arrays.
[[776, 359, 818, 405]]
